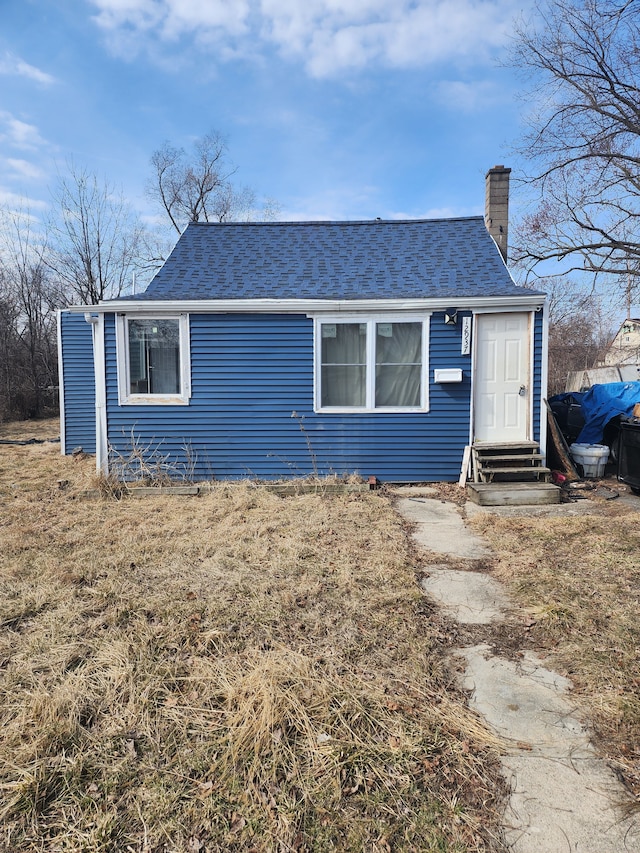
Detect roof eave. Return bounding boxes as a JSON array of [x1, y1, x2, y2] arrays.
[[65, 294, 546, 314]]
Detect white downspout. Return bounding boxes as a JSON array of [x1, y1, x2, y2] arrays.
[[469, 312, 477, 446], [86, 312, 108, 475]]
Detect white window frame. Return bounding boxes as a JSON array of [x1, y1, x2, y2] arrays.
[[116, 313, 191, 406], [313, 314, 430, 413]]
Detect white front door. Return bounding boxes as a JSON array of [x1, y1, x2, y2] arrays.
[[474, 313, 530, 442]]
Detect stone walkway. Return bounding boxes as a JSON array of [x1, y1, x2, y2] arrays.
[[394, 490, 640, 853]]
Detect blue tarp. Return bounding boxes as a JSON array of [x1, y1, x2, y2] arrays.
[[576, 382, 640, 444]]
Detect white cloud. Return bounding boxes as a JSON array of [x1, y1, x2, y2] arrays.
[[261, 0, 517, 76], [0, 120, 49, 206], [433, 79, 502, 112], [162, 0, 250, 40], [280, 184, 381, 221], [0, 52, 56, 85], [6, 159, 46, 181], [388, 205, 483, 219], [92, 0, 249, 39], [89, 0, 164, 32], [0, 187, 48, 211], [0, 112, 47, 151], [281, 199, 484, 221], [88, 0, 526, 76]]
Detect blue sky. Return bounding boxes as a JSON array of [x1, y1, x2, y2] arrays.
[[0, 0, 533, 227]]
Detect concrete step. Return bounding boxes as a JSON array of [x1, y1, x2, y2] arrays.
[[467, 482, 561, 506]]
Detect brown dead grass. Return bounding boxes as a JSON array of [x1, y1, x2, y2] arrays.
[[0, 419, 505, 853], [0, 417, 60, 440], [469, 501, 640, 801]]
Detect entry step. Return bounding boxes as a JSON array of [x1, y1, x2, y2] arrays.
[[473, 441, 538, 450], [479, 454, 545, 464], [478, 466, 551, 483], [471, 441, 550, 485], [467, 482, 561, 506]]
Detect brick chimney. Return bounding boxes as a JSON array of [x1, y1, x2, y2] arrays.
[[485, 165, 511, 264]]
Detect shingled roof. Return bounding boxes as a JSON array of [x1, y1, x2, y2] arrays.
[[137, 217, 526, 301]]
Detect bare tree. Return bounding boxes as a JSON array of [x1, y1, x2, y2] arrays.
[[0, 269, 21, 421], [48, 163, 145, 304], [534, 276, 614, 394], [149, 132, 230, 233], [0, 207, 60, 418], [148, 131, 280, 235], [510, 0, 640, 287]]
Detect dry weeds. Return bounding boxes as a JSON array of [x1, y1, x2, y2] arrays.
[[0, 420, 504, 853], [469, 501, 640, 801], [0, 418, 60, 440]]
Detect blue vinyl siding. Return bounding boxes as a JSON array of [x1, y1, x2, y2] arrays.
[[533, 310, 543, 442], [104, 311, 474, 482], [60, 311, 96, 454]]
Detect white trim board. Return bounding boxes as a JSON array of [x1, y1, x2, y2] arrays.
[[56, 310, 66, 456], [63, 294, 546, 315], [470, 310, 536, 444], [93, 314, 108, 475], [115, 313, 191, 406]]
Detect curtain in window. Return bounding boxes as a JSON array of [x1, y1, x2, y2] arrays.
[[321, 323, 366, 407], [128, 320, 180, 394], [320, 321, 423, 408], [375, 322, 422, 407]]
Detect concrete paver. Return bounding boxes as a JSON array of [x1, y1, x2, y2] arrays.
[[398, 496, 492, 559], [420, 568, 513, 624], [458, 644, 591, 756], [503, 755, 638, 852]]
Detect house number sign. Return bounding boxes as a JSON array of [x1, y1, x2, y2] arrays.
[[461, 316, 472, 355]]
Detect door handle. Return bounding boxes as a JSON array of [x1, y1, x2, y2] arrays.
[[519, 385, 526, 396]]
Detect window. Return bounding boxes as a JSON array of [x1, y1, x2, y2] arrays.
[[321, 322, 367, 407], [316, 317, 428, 411], [117, 314, 191, 405]]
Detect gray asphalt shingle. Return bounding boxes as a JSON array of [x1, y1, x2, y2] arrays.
[[136, 217, 527, 301]]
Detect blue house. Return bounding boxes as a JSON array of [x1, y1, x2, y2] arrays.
[[58, 167, 548, 484]]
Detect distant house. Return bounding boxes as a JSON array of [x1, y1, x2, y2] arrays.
[[603, 318, 640, 367], [566, 318, 640, 391], [58, 166, 547, 483]]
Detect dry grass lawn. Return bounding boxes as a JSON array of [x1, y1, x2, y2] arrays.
[[0, 420, 504, 853]]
